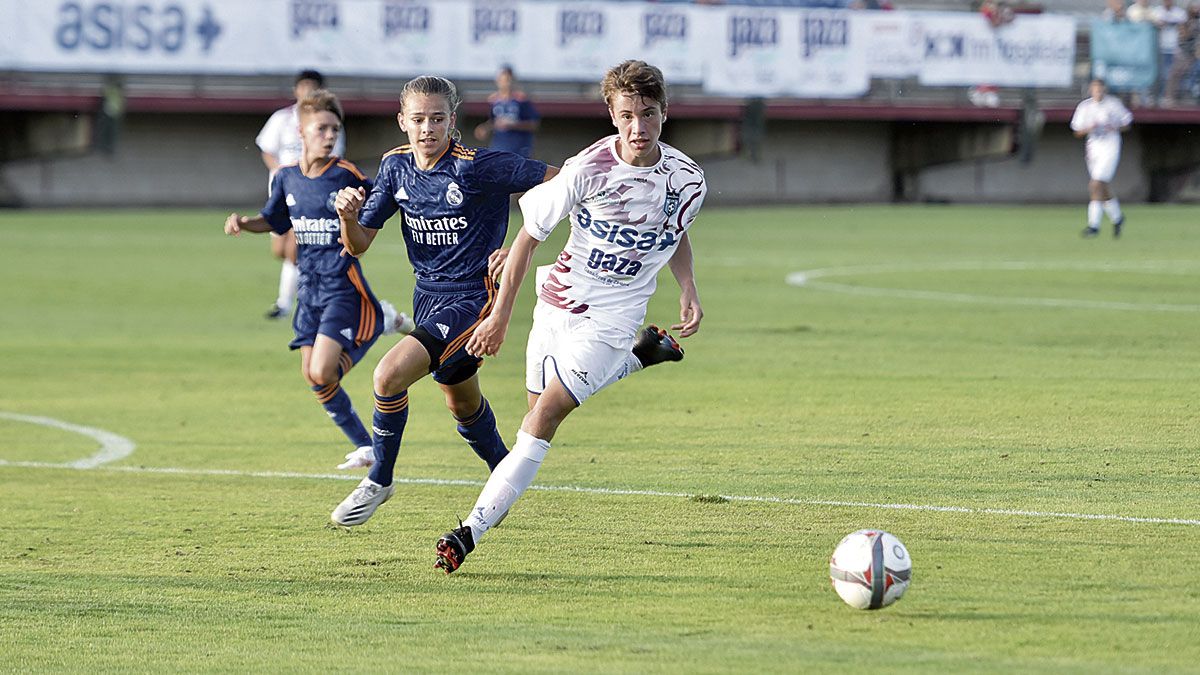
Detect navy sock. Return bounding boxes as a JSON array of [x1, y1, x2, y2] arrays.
[[367, 391, 409, 487], [455, 398, 508, 471], [312, 383, 372, 448]]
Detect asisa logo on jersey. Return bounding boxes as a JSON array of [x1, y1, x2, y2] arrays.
[[663, 190, 681, 216], [445, 182, 464, 206]]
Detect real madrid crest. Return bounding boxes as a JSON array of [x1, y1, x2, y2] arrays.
[[663, 189, 681, 216], [446, 181, 464, 206], [326, 190, 340, 212]]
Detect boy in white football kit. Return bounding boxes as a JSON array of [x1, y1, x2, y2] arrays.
[[1070, 78, 1132, 238], [435, 60, 706, 573], [257, 70, 347, 319]]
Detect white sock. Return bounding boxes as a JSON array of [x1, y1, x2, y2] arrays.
[[1087, 201, 1102, 229], [277, 260, 299, 311], [463, 430, 550, 542], [1103, 199, 1122, 223]]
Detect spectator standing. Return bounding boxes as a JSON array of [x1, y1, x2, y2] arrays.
[[1103, 0, 1128, 21], [1128, 0, 1157, 105], [1164, 3, 1200, 105], [1155, 0, 1189, 103]]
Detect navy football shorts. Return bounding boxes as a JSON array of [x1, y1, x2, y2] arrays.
[[409, 275, 496, 386], [289, 286, 383, 368]]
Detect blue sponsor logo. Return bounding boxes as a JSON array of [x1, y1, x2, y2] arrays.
[[801, 14, 847, 58], [559, 9, 603, 47], [924, 32, 965, 58], [473, 6, 517, 44], [575, 207, 678, 252], [291, 0, 338, 38], [643, 11, 686, 49], [54, 2, 222, 53], [728, 14, 777, 57], [383, 2, 429, 38]]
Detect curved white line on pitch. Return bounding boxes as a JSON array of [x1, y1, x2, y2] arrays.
[[0, 412, 135, 468], [0, 460, 1196, 528], [786, 260, 1200, 312]]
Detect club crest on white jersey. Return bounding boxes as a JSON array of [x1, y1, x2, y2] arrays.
[[664, 190, 681, 216]]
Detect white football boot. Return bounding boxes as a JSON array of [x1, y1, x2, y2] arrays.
[[380, 300, 416, 336], [336, 446, 375, 470], [331, 477, 396, 526]]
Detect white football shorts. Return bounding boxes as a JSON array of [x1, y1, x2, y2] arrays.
[[525, 300, 639, 405], [1086, 144, 1120, 183]]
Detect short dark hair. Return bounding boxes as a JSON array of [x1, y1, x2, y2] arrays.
[[601, 60, 667, 114], [296, 69, 325, 87]]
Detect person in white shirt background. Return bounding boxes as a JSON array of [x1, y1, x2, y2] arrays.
[[1154, 0, 1189, 104], [1070, 78, 1133, 238], [256, 69, 347, 319]]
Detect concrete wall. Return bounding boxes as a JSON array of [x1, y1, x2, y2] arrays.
[[916, 127, 1147, 203], [0, 111, 1153, 207]]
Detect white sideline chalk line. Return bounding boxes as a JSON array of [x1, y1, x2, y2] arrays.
[[2, 413, 1198, 528], [786, 260, 1200, 312]]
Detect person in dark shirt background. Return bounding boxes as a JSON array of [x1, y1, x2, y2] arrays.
[[473, 65, 541, 158]]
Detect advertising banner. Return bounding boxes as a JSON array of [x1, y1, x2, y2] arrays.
[[1090, 19, 1158, 91], [857, 11, 920, 79], [914, 12, 1077, 88], [0, 2, 1075, 93], [703, 7, 869, 98]]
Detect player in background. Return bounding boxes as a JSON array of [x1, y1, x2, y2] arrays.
[[225, 90, 411, 469], [433, 60, 706, 573], [1070, 78, 1132, 238], [328, 75, 555, 527], [473, 65, 541, 158], [257, 70, 347, 320]]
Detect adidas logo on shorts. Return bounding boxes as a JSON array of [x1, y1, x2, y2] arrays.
[[436, 323, 450, 338]]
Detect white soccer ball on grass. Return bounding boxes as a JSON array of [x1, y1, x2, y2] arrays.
[[829, 529, 911, 610]]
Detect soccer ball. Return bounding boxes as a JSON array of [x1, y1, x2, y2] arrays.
[[829, 529, 912, 610]]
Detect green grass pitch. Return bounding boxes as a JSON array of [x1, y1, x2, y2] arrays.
[[1, 205, 1198, 672]]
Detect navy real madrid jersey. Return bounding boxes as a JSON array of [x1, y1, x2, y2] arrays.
[[261, 158, 372, 298], [358, 141, 548, 284]]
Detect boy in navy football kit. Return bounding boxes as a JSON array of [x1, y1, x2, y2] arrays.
[[225, 90, 409, 467], [330, 75, 555, 526]]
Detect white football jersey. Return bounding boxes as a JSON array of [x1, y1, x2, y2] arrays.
[[1070, 96, 1132, 152], [519, 135, 706, 333], [256, 104, 346, 176]]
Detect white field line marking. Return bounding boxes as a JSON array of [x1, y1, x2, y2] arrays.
[[0, 411, 135, 468], [2, 413, 1198, 527], [0, 459, 1197, 528], [786, 260, 1200, 313]]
